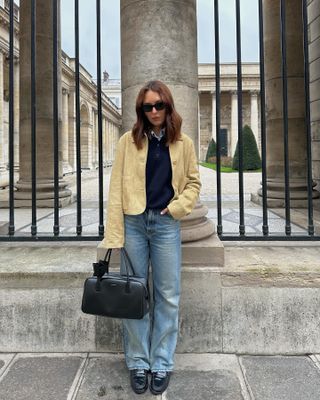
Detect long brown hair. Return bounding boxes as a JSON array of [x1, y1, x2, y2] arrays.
[[132, 80, 182, 150]]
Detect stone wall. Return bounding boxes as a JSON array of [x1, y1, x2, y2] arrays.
[[308, 0, 320, 190]]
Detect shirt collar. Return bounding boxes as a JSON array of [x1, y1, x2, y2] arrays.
[[150, 128, 166, 141]]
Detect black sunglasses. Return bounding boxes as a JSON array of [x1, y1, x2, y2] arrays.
[[142, 101, 165, 113]]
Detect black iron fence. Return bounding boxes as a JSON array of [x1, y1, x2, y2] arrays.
[[0, 0, 319, 241]]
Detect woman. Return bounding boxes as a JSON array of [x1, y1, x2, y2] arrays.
[[102, 80, 201, 395]]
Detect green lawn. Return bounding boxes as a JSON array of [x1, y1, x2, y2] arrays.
[[199, 162, 262, 173]]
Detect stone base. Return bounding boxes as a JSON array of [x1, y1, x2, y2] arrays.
[[251, 192, 320, 208], [1, 242, 320, 353], [0, 190, 73, 208], [97, 233, 224, 268], [180, 202, 215, 242], [0, 221, 9, 234], [0, 170, 9, 189], [62, 161, 74, 175]]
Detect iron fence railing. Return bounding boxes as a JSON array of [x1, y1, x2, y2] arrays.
[[0, 0, 319, 241]]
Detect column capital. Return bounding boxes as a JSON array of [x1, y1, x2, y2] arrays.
[[231, 90, 238, 96], [250, 90, 259, 97], [62, 88, 69, 95]]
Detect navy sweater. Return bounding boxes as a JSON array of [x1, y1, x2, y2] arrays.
[[146, 134, 174, 210]]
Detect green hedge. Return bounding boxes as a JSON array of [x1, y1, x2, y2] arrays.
[[205, 138, 216, 163], [232, 125, 261, 170]]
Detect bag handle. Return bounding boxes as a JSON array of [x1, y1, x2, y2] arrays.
[[93, 248, 136, 278]]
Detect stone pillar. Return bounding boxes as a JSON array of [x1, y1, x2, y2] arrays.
[[0, 50, 5, 172], [231, 91, 238, 158], [110, 123, 113, 162], [92, 109, 97, 167], [104, 118, 108, 165], [112, 123, 115, 161], [61, 88, 72, 174], [197, 94, 201, 160], [250, 90, 259, 149], [254, 0, 319, 206], [16, 0, 72, 206], [96, 111, 99, 167], [308, 1, 320, 191], [107, 120, 111, 163], [87, 112, 93, 169], [14, 60, 20, 170], [211, 91, 216, 142], [121, 0, 198, 152], [68, 90, 76, 171], [120, 0, 214, 242]]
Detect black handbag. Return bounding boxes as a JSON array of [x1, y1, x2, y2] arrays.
[[81, 248, 149, 319]]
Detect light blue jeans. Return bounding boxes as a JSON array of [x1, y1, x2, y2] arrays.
[[120, 208, 181, 372]]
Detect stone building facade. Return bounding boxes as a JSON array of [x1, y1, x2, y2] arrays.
[[198, 63, 260, 161], [0, 1, 121, 189]]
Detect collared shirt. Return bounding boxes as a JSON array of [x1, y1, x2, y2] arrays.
[[150, 128, 166, 141]]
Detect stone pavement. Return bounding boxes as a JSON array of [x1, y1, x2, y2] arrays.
[[1, 353, 320, 399]]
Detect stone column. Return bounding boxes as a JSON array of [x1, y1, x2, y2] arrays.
[[16, 0, 72, 206], [197, 94, 201, 160], [107, 120, 111, 163], [86, 111, 93, 169], [211, 91, 216, 142], [250, 90, 259, 149], [0, 50, 5, 172], [14, 60, 20, 170], [121, 0, 198, 152], [92, 109, 97, 167], [112, 123, 115, 161], [231, 91, 238, 157], [104, 118, 108, 165], [109, 122, 113, 162], [68, 90, 76, 171], [96, 111, 99, 167], [309, 2, 320, 191], [254, 0, 319, 206], [61, 88, 72, 174], [120, 0, 214, 242]]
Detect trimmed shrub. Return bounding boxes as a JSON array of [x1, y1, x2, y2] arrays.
[[232, 125, 261, 170], [205, 138, 216, 163]]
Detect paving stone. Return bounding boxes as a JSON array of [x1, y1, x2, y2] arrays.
[[241, 356, 320, 400], [0, 356, 83, 400], [75, 356, 159, 399], [76, 355, 243, 400], [166, 370, 243, 400]]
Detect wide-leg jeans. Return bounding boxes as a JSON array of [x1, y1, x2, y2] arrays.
[[120, 208, 181, 372]]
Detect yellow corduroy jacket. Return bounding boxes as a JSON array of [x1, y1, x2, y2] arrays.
[[101, 130, 202, 248]]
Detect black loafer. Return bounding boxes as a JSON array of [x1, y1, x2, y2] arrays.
[[130, 369, 149, 394], [150, 371, 171, 395]]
